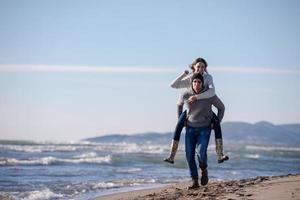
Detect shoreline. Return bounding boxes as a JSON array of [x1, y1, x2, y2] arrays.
[[94, 173, 300, 200]]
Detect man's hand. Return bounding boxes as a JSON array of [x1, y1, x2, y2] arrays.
[[188, 95, 197, 104]]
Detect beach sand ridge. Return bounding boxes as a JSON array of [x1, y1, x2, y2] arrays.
[[95, 174, 300, 200]]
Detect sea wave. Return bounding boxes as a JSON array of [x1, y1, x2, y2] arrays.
[[0, 142, 169, 154], [0, 154, 112, 166], [93, 142, 167, 154], [20, 188, 63, 200], [61, 179, 157, 195], [74, 152, 98, 158], [111, 178, 157, 185], [245, 154, 261, 159], [245, 145, 300, 152], [3, 179, 159, 200], [0, 144, 78, 153], [115, 168, 143, 173]]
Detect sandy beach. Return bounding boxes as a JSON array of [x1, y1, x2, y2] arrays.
[[94, 174, 300, 200]]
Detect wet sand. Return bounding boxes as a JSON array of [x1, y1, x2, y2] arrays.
[[94, 174, 300, 200]]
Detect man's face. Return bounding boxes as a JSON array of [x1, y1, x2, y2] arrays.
[[192, 79, 202, 93], [194, 62, 206, 73]]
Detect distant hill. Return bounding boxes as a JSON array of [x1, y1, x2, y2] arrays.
[[85, 132, 173, 144], [85, 121, 300, 146], [221, 121, 300, 145], [278, 124, 300, 134]]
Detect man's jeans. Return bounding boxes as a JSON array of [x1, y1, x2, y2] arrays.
[[173, 111, 221, 141], [185, 126, 211, 178]]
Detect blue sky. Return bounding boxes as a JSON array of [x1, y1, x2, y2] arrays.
[[0, 0, 300, 141]]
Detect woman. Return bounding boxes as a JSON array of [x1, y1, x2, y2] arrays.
[[178, 73, 225, 189], [164, 57, 228, 164]]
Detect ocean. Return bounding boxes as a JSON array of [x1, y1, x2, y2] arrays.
[[1, 139, 300, 200]]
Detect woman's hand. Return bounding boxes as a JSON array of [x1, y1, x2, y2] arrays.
[[188, 95, 197, 104], [183, 70, 189, 75]]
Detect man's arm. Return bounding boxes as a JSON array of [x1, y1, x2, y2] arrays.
[[177, 91, 188, 118], [170, 71, 191, 89], [212, 95, 225, 122]]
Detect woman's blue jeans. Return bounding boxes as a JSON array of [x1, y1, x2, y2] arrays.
[[185, 126, 211, 178], [173, 111, 222, 141]]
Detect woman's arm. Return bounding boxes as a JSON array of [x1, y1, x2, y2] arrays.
[[188, 74, 215, 103], [195, 74, 215, 100], [191, 88, 215, 101], [170, 71, 191, 89]]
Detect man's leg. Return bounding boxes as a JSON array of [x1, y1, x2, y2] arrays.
[[164, 110, 187, 164], [212, 113, 229, 163], [196, 127, 211, 186], [185, 126, 199, 189]]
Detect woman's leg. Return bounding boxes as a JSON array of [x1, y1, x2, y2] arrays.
[[212, 113, 229, 163], [164, 110, 187, 164], [174, 110, 187, 141]]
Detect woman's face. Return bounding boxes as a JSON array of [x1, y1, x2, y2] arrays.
[[192, 79, 203, 93], [194, 61, 206, 73]]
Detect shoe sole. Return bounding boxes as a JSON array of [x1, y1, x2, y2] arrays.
[[218, 156, 229, 163], [163, 159, 174, 164]]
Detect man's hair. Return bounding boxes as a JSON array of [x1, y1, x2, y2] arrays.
[[191, 73, 204, 84]]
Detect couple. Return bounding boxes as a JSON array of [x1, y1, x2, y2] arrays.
[[164, 57, 228, 189]]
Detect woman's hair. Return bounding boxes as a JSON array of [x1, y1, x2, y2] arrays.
[[189, 57, 208, 72]]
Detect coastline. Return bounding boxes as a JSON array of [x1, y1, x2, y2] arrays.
[[94, 173, 300, 200]]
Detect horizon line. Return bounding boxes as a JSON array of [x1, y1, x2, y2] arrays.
[[0, 64, 299, 75]]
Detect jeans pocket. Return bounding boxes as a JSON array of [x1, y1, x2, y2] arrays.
[[186, 126, 195, 135]]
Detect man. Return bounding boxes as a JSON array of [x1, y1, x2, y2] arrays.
[[178, 73, 225, 189]]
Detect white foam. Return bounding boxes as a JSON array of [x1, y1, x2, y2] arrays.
[[115, 168, 143, 173], [92, 182, 121, 189], [40, 156, 57, 165], [0, 155, 112, 166], [74, 152, 98, 158], [21, 188, 63, 200], [65, 155, 112, 164], [245, 145, 300, 152], [1, 141, 168, 154], [111, 178, 157, 186], [0, 144, 77, 153], [94, 142, 165, 154], [245, 154, 260, 159], [0, 156, 57, 165]]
